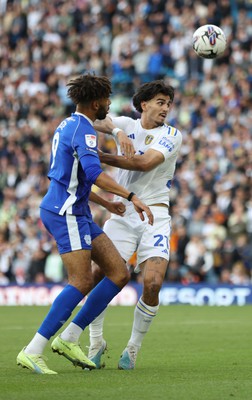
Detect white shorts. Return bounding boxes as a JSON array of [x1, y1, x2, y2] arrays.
[[103, 206, 171, 272]]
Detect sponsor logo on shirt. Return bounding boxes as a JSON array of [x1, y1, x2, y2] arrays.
[[85, 147, 97, 153], [85, 134, 96, 148], [158, 137, 174, 152], [145, 135, 154, 145]]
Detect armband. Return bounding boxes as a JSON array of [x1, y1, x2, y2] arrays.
[[127, 192, 135, 202], [111, 127, 122, 137]]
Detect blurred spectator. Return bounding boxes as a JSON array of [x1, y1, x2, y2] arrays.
[[26, 247, 47, 283], [172, 224, 189, 267], [166, 255, 183, 283], [230, 261, 250, 285], [220, 268, 232, 285], [184, 235, 215, 282], [44, 243, 66, 283]]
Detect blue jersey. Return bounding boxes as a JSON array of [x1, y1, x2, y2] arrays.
[[40, 112, 103, 218]]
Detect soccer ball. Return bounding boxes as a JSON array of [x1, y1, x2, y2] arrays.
[[192, 24, 227, 59]]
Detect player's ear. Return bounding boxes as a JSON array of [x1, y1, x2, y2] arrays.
[[141, 101, 147, 111], [92, 100, 100, 111]]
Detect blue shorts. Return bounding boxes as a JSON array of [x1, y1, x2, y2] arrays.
[[40, 208, 103, 254]]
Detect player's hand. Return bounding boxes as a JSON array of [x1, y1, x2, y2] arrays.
[[106, 201, 126, 216], [131, 195, 154, 225], [117, 131, 135, 159]]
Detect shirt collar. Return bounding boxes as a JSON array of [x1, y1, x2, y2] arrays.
[[74, 111, 93, 126]]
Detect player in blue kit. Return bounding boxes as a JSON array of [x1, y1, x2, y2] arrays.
[[16, 73, 153, 374]]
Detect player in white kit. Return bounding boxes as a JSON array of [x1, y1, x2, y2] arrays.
[[87, 80, 182, 369]]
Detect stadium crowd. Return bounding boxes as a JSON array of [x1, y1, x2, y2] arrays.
[[0, 0, 251, 286]]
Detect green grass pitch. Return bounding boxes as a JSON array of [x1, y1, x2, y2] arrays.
[[0, 305, 251, 400]]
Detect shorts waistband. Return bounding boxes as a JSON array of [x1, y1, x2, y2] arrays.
[[149, 203, 169, 208]]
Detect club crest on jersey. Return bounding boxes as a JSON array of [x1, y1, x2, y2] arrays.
[[145, 135, 154, 145], [85, 134, 96, 148]]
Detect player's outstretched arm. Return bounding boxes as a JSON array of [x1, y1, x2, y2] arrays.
[[95, 172, 153, 225], [89, 191, 126, 216], [99, 148, 164, 172]]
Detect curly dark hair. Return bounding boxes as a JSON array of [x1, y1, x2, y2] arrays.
[[133, 80, 175, 113], [67, 73, 112, 105]]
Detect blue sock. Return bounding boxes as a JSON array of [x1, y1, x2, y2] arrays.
[[38, 284, 84, 339], [72, 277, 121, 330]]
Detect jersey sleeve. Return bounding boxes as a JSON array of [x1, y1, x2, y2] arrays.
[[72, 121, 103, 183], [74, 127, 99, 159], [151, 127, 182, 160], [111, 116, 136, 132], [80, 154, 103, 184]]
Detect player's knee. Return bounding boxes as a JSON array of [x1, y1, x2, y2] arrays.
[[145, 280, 162, 297], [123, 268, 131, 285], [114, 267, 130, 289], [69, 274, 94, 295], [92, 264, 104, 285]]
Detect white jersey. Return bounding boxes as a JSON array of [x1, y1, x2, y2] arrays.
[[111, 116, 182, 210]]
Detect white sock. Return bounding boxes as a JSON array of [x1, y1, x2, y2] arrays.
[[60, 322, 83, 343], [25, 332, 48, 355], [128, 297, 159, 350], [89, 309, 107, 347]]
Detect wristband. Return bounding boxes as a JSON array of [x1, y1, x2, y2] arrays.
[[111, 127, 122, 137], [127, 192, 135, 202]]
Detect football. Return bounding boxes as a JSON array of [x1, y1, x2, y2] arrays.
[[192, 24, 227, 59]]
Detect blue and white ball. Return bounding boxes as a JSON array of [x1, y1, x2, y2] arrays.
[[193, 24, 227, 59]]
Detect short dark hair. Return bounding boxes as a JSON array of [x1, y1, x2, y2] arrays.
[[133, 80, 175, 113], [67, 73, 112, 105]]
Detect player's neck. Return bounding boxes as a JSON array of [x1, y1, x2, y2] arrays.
[[76, 106, 95, 122], [140, 117, 159, 130]]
